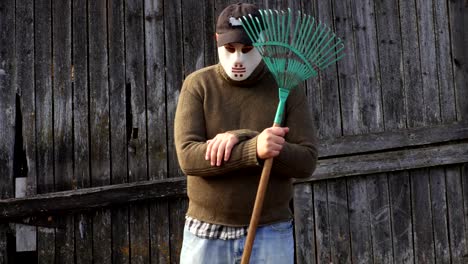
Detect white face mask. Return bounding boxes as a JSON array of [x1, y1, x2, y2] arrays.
[[218, 43, 262, 81]]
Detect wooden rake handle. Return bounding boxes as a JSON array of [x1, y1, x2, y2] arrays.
[[241, 123, 280, 264]]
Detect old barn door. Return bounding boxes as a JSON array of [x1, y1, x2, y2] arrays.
[[292, 0, 468, 264]]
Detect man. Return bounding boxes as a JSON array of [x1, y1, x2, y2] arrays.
[[174, 3, 318, 263]]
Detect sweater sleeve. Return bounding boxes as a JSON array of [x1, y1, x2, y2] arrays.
[[271, 87, 319, 179], [174, 80, 261, 177]]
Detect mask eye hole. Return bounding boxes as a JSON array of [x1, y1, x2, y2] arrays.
[[241, 46, 254, 53], [224, 45, 236, 53]]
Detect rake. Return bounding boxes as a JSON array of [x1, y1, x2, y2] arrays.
[[240, 8, 345, 264]]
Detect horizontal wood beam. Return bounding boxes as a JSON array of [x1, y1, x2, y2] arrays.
[[318, 121, 468, 157], [0, 177, 187, 221], [1, 123, 468, 221], [295, 141, 468, 184]]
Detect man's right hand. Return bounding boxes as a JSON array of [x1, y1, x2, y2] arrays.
[[205, 132, 240, 166], [256, 127, 289, 160]]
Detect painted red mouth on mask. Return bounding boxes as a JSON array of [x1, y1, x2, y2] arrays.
[[232, 68, 246, 73], [232, 63, 246, 73]]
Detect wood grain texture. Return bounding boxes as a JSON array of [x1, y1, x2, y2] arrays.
[[144, 0, 170, 262], [89, 0, 112, 263], [108, 0, 130, 263], [125, 0, 150, 263], [35, 0, 56, 262], [313, 0, 342, 140], [52, 0, 75, 262], [300, 142, 468, 182], [428, 167, 450, 264], [0, 178, 186, 220], [448, 0, 468, 121], [0, 0, 15, 262], [349, 0, 383, 134], [368, 174, 393, 263], [327, 179, 351, 264], [375, 0, 405, 130], [293, 184, 315, 264], [411, 169, 435, 264], [72, 0, 92, 262], [313, 181, 331, 264], [333, 0, 359, 136], [164, 0, 186, 262], [445, 165, 468, 263], [399, 0, 424, 127], [433, 0, 456, 123], [388, 171, 414, 264], [0, 0, 15, 202], [16, 0, 36, 196], [348, 176, 372, 264], [318, 121, 468, 158], [415, 0, 440, 125]]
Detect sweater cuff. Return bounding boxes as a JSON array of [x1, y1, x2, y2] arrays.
[[227, 129, 259, 142], [243, 136, 261, 167]]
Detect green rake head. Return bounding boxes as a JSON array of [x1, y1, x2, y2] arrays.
[[241, 8, 345, 124]]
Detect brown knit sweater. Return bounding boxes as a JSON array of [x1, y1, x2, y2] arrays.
[[174, 62, 318, 226]]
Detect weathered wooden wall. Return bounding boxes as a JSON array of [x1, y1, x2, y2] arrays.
[[0, 0, 467, 263]]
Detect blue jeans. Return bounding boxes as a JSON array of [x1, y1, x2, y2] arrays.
[[180, 220, 294, 264]]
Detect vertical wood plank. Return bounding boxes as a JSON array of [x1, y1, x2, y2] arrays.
[[16, 0, 36, 196], [108, 0, 130, 263], [0, 225, 8, 264], [75, 213, 92, 264], [289, 0, 318, 252], [428, 168, 450, 264], [350, 0, 383, 134], [448, 0, 468, 121], [347, 176, 372, 263], [53, 0, 73, 193], [388, 171, 414, 263], [37, 228, 55, 264], [293, 184, 316, 264], [324, 1, 352, 263], [415, 0, 440, 125], [0, 0, 15, 202], [315, 0, 342, 140], [164, 0, 186, 262], [445, 165, 468, 264], [88, 0, 112, 263], [375, 0, 405, 130], [313, 181, 331, 264], [327, 179, 351, 264], [52, 0, 75, 262], [0, 0, 15, 262], [35, 0, 56, 262], [15, 0, 38, 257], [182, 0, 207, 74], [462, 164, 468, 262], [433, 0, 456, 123], [145, 0, 168, 183], [411, 169, 435, 264], [125, 0, 150, 263], [399, 0, 424, 127], [302, 1, 322, 138], [367, 174, 393, 264], [144, 0, 170, 263], [72, 0, 92, 263], [333, 0, 359, 136], [204, 0, 216, 67]]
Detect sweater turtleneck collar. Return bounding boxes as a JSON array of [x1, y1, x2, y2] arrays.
[[216, 61, 269, 87]]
